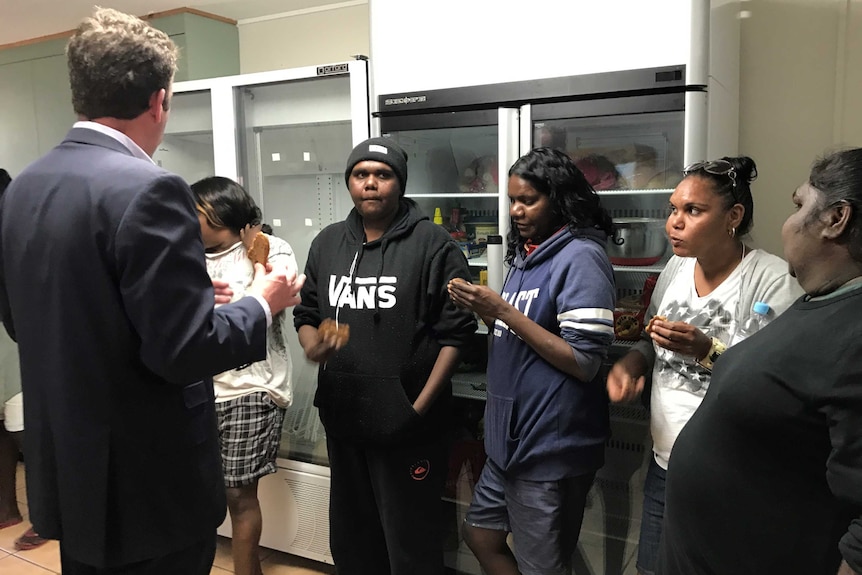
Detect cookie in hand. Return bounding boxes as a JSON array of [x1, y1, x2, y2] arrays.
[[318, 318, 350, 347], [247, 233, 270, 266], [644, 315, 667, 334]]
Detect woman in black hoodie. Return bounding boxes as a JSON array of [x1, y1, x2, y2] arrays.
[[294, 137, 477, 575]]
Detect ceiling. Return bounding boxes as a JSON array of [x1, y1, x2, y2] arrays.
[[1, 0, 338, 46]]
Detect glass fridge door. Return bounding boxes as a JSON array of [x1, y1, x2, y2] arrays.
[[530, 92, 686, 206], [381, 110, 501, 295], [235, 73, 363, 469], [529, 93, 686, 575], [380, 110, 510, 575], [154, 90, 214, 183]]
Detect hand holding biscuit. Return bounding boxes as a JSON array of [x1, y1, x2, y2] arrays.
[[448, 276, 508, 328], [647, 316, 712, 360], [318, 318, 350, 349], [299, 319, 349, 363], [644, 315, 667, 334]]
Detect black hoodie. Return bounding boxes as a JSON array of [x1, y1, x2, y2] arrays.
[[294, 199, 477, 443]]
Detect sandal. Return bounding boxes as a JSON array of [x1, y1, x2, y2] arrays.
[[15, 527, 48, 551]]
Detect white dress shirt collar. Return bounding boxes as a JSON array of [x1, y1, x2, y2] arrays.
[[73, 121, 154, 164]]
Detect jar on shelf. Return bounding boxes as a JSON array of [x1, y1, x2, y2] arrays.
[[614, 295, 643, 341]]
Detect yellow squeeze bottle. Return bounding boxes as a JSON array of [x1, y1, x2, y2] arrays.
[[433, 207, 443, 225]]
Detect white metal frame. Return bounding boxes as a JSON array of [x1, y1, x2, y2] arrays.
[[170, 60, 370, 478], [171, 60, 371, 183], [170, 63, 369, 565]]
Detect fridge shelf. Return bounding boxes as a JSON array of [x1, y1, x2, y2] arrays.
[[441, 495, 472, 508], [452, 372, 487, 401], [611, 252, 671, 275], [407, 193, 499, 198], [598, 188, 675, 196], [612, 263, 665, 274], [467, 256, 488, 267]]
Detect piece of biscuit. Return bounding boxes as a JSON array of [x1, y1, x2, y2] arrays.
[[318, 318, 336, 339], [336, 323, 350, 345], [644, 315, 667, 334], [247, 233, 270, 266], [318, 318, 350, 346]]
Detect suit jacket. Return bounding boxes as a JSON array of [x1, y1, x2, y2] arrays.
[[0, 128, 268, 568]]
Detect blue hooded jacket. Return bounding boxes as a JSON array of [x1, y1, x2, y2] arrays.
[[484, 226, 615, 480]]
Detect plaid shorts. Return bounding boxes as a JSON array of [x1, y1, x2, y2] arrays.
[[216, 391, 286, 488]]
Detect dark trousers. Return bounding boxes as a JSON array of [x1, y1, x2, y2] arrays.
[[327, 435, 448, 575], [60, 535, 216, 575]]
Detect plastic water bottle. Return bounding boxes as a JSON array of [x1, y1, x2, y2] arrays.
[[732, 301, 771, 344]]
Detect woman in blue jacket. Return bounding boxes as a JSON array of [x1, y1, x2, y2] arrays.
[[449, 147, 616, 575]]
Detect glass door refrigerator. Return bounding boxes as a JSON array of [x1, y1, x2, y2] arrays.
[[377, 64, 694, 575], [376, 107, 516, 575], [169, 59, 370, 565]]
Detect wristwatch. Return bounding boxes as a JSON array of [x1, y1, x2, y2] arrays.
[[697, 337, 727, 371]]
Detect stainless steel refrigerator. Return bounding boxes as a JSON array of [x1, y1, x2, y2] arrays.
[[375, 64, 698, 575]]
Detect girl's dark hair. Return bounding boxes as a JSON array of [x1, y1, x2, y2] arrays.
[[684, 155, 758, 235], [505, 147, 614, 264], [190, 176, 261, 235], [808, 147, 862, 260], [0, 169, 11, 195]]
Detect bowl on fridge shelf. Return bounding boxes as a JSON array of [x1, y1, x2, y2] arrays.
[[607, 217, 667, 266]]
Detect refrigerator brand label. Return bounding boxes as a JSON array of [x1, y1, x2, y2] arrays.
[[383, 95, 427, 106], [316, 63, 349, 76]]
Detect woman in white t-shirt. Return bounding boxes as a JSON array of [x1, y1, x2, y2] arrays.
[[191, 176, 297, 575], [606, 156, 802, 575]]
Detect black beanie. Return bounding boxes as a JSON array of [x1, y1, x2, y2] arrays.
[[344, 137, 408, 194]]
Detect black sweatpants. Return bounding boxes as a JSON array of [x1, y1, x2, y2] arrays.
[[60, 535, 216, 575], [327, 435, 448, 575]]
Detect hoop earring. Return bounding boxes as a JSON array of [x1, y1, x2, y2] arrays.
[[728, 227, 736, 238]]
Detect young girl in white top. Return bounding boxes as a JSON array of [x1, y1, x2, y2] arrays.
[[191, 176, 297, 575]]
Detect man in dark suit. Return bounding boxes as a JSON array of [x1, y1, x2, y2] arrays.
[[0, 8, 304, 574]]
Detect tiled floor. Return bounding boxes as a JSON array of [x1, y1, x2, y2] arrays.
[[3, 460, 645, 574], [0, 463, 334, 574]]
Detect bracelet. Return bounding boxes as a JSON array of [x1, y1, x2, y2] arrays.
[[697, 337, 727, 371]]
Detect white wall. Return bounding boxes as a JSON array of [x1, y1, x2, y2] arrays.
[[840, 0, 862, 146], [0, 60, 40, 176], [369, 0, 696, 95], [0, 54, 75, 176], [738, 0, 860, 256], [238, 3, 369, 73]]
